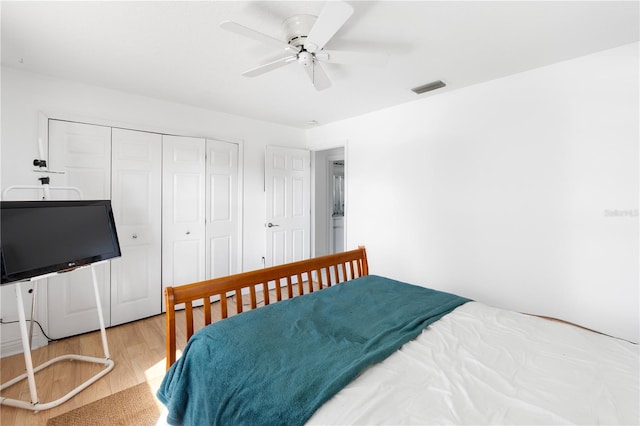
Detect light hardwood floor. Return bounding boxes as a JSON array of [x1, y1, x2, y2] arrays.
[[1, 312, 170, 425]]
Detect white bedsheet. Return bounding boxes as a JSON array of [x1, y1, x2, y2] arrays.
[[308, 302, 639, 425]]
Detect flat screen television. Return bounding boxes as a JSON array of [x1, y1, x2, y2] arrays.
[[1, 200, 121, 284]]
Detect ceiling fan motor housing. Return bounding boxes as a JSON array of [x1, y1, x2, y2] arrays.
[[283, 14, 317, 48]]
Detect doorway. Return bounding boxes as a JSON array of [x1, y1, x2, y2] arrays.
[[313, 147, 345, 256]]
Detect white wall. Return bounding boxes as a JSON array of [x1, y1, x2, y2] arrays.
[[307, 42, 639, 343], [0, 67, 305, 352]]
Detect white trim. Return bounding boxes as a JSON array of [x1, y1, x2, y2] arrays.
[[237, 140, 245, 274], [38, 110, 245, 147], [0, 334, 48, 359], [305, 138, 349, 153], [310, 150, 317, 258]]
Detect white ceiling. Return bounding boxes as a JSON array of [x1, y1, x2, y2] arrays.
[[2, 1, 638, 128]]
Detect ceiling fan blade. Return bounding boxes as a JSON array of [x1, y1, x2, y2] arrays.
[[316, 50, 388, 67], [220, 20, 289, 50], [242, 55, 297, 77], [304, 1, 354, 53], [305, 60, 332, 91]]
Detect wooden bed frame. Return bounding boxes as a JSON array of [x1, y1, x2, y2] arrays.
[[164, 246, 369, 369]]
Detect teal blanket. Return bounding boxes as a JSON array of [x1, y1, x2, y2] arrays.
[[157, 275, 469, 425]]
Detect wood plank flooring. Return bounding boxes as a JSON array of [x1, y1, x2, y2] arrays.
[[1, 311, 169, 426]]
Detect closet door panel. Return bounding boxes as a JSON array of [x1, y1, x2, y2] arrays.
[[210, 236, 231, 278], [47, 120, 112, 338], [110, 128, 162, 326], [48, 121, 112, 200], [206, 139, 239, 279], [163, 135, 206, 310]]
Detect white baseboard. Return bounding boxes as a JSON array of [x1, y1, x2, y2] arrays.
[[1, 334, 48, 359]]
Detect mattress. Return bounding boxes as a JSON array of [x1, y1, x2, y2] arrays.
[[308, 301, 639, 425]]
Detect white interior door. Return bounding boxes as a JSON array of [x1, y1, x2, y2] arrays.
[[206, 139, 239, 279], [265, 146, 311, 267], [110, 128, 162, 326], [162, 135, 206, 309], [47, 119, 112, 338]]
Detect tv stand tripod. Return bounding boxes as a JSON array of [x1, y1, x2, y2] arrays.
[[0, 264, 114, 412]]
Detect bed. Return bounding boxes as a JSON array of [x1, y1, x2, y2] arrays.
[[157, 247, 639, 425]]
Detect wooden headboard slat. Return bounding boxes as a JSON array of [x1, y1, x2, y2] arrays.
[[286, 276, 293, 299], [275, 279, 283, 301], [165, 287, 177, 366], [203, 300, 212, 326], [220, 293, 228, 319], [164, 246, 369, 370], [249, 286, 257, 309], [263, 282, 270, 305], [185, 304, 194, 340], [235, 289, 243, 314], [306, 270, 314, 293], [297, 273, 304, 295]]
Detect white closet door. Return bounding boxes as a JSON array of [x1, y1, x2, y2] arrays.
[[47, 119, 112, 338], [162, 135, 206, 309], [110, 128, 162, 326], [206, 139, 239, 279]]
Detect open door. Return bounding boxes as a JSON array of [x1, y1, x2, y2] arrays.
[[312, 147, 346, 257], [265, 146, 311, 267]]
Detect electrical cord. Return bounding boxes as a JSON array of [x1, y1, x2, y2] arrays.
[[0, 318, 59, 342]]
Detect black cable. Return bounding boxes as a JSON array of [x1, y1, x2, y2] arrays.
[[0, 318, 59, 342]]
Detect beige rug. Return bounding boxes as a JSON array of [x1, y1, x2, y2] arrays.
[[46, 382, 162, 426]]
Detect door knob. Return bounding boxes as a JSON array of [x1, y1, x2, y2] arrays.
[[267, 223, 279, 228], [132, 233, 138, 239]]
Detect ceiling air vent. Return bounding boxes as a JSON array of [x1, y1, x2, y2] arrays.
[[411, 80, 446, 95]]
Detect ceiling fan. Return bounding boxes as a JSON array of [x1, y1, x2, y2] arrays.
[[220, 1, 383, 91]]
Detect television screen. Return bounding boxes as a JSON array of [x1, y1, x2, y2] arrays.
[[1, 200, 121, 284]]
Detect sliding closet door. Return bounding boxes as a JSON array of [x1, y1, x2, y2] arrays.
[[110, 128, 162, 325], [47, 120, 112, 338], [162, 135, 206, 310], [206, 139, 239, 279]]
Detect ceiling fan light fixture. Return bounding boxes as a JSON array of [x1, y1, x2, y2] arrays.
[[411, 80, 446, 94], [298, 51, 313, 67]]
